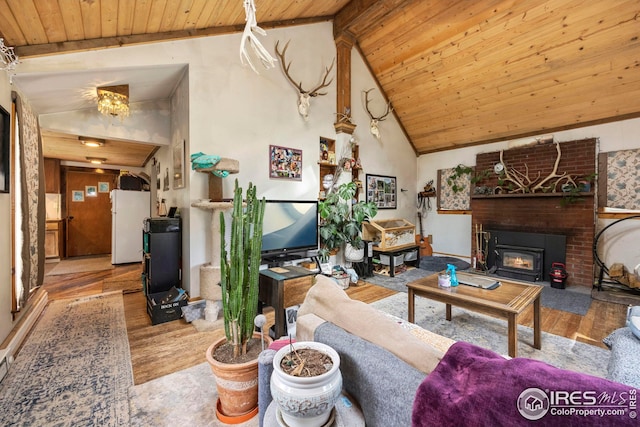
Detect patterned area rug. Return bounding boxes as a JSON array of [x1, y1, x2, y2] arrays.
[[46, 255, 114, 276], [371, 293, 609, 378], [129, 362, 259, 427], [0, 292, 133, 426]]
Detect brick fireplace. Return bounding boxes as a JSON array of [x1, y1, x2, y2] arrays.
[[471, 138, 597, 288]]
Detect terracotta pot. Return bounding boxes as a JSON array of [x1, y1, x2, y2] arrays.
[[206, 333, 271, 419]]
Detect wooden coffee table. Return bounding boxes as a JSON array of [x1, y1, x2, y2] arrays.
[[407, 273, 542, 357]]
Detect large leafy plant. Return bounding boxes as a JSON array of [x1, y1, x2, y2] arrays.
[[318, 181, 377, 262], [219, 180, 265, 358]]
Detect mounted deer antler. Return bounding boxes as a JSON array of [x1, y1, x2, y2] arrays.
[[363, 88, 392, 139], [275, 40, 335, 120]]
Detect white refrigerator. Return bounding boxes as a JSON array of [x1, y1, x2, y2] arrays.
[[111, 189, 151, 264]]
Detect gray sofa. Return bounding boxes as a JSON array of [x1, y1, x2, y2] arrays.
[[258, 276, 640, 427], [258, 275, 454, 427]]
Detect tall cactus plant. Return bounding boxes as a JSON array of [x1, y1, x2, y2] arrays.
[[219, 179, 265, 358]]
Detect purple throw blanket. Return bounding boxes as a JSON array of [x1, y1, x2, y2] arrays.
[[413, 342, 639, 426]]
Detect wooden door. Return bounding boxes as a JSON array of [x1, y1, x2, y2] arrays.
[[65, 170, 117, 257]]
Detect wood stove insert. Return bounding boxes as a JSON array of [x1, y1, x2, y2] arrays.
[[486, 229, 566, 283], [496, 244, 544, 281]]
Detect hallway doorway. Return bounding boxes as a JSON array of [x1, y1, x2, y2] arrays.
[[64, 169, 117, 257]]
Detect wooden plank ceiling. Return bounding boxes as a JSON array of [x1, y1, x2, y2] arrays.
[[2, 0, 639, 158]]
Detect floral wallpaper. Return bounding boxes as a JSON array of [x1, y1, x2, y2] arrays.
[[607, 149, 640, 210], [438, 167, 471, 210]]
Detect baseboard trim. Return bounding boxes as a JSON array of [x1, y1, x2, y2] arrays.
[[0, 288, 49, 370]]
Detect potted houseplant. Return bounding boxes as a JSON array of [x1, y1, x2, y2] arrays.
[[318, 181, 378, 262], [205, 179, 269, 422], [270, 341, 343, 427]]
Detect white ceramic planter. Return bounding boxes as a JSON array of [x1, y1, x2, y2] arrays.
[[270, 342, 342, 427], [344, 243, 364, 262]]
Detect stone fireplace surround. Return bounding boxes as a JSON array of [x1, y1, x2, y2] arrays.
[[471, 138, 597, 288]]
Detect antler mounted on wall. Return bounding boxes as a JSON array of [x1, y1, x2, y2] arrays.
[[495, 141, 578, 194], [275, 40, 335, 121], [363, 88, 392, 140]]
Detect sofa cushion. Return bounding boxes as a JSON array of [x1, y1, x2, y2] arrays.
[[297, 274, 444, 373], [627, 306, 640, 339], [603, 327, 640, 388]]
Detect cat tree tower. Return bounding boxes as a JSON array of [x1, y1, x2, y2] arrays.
[[191, 157, 239, 322]]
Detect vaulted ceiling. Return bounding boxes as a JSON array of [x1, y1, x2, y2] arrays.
[[2, 0, 639, 164]]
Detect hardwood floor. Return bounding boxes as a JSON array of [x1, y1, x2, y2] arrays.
[[40, 260, 627, 386]]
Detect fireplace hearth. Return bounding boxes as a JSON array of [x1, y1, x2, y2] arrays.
[[496, 244, 544, 281]]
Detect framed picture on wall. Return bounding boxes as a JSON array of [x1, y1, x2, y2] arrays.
[[366, 174, 397, 209], [173, 139, 185, 189], [98, 182, 110, 193], [269, 145, 302, 180], [85, 185, 97, 197], [72, 190, 84, 202]]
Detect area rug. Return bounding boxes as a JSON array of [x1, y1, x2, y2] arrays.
[[46, 254, 114, 276], [366, 268, 593, 315], [371, 293, 609, 378], [0, 292, 133, 425], [419, 256, 471, 271], [540, 285, 592, 316], [129, 362, 259, 427], [364, 267, 439, 292]]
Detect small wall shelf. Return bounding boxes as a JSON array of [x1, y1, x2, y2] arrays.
[[319, 137, 337, 199]]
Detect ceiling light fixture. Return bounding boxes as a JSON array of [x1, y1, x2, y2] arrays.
[[86, 157, 107, 165], [96, 84, 130, 119], [79, 137, 105, 147]]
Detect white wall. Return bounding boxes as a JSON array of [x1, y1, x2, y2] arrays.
[[350, 48, 417, 222], [417, 118, 640, 273], [8, 22, 415, 298]]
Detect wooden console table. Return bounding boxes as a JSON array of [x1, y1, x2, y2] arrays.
[[407, 273, 542, 357], [258, 265, 316, 338]]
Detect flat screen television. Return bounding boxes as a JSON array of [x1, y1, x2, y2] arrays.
[[261, 200, 318, 260]]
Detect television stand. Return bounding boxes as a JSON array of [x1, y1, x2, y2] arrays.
[[258, 265, 316, 338], [263, 254, 303, 268]]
